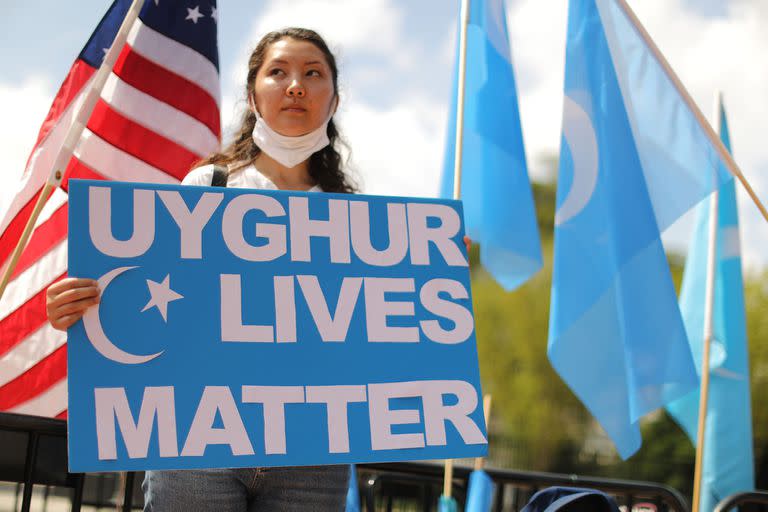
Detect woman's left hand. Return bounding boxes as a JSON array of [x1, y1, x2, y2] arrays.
[[464, 235, 472, 254]]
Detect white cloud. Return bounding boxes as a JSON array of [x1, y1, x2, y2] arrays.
[[339, 97, 446, 197], [0, 78, 53, 213], [507, 0, 568, 180], [229, 0, 405, 96]]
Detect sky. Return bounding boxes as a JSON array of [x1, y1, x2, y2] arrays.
[[1, 0, 767, 271]]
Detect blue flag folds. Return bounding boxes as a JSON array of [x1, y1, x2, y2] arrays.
[[466, 469, 494, 512], [438, 495, 458, 512], [441, 0, 542, 291], [345, 464, 361, 512], [666, 101, 754, 511], [549, 0, 734, 459]]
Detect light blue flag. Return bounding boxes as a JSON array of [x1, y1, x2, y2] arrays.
[[466, 469, 494, 512], [549, 0, 733, 459], [440, 0, 542, 291], [346, 465, 361, 512], [666, 101, 754, 511], [438, 495, 458, 512]]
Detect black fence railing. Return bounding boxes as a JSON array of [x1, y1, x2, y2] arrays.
[[714, 491, 768, 512], [0, 411, 755, 512], [357, 461, 689, 511], [0, 412, 83, 512]]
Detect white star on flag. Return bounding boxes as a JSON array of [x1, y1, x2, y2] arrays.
[[141, 275, 184, 322], [186, 5, 204, 24], [211, 6, 218, 23]]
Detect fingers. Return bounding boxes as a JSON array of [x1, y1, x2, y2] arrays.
[[47, 277, 98, 298], [463, 235, 472, 253], [46, 278, 100, 332], [51, 313, 89, 331], [47, 296, 99, 331], [49, 283, 100, 306], [53, 295, 100, 317]]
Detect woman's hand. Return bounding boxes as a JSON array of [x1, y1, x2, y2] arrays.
[[464, 235, 472, 254], [46, 278, 100, 331]]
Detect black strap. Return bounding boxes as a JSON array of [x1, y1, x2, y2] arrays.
[[211, 165, 228, 187]]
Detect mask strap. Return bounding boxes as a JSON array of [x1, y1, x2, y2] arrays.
[[248, 93, 259, 116]]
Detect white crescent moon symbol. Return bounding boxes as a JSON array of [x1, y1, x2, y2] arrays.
[[82, 266, 164, 365], [555, 95, 599, 226]]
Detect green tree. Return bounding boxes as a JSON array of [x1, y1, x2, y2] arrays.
[[746, 270, 768, 486], [471, 161, 768, 495]]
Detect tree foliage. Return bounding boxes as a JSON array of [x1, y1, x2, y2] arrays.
[[472, 171, 768, 496]]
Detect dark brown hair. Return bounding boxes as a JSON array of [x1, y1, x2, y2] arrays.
[[199, 28, 356, 193]]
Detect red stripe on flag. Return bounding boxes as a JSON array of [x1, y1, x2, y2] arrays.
[[0, 188, 43, 267], [114, 46, 220, 137], [56, 410, 67, 420], [29, 60, 95, 166], [0, 345, 67, 410], [0, 274, 66, 357], [88, 100, 198, 181], [3, 156, 101, 280], [61, 158, 107, 192], [10, 206, 68, 281]]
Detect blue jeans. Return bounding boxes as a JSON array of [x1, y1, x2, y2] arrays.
[[142, 466, 350, 512]]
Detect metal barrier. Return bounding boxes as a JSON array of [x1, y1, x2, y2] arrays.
[[714, 491, 768, 512], [1, 411, 690, 511], [0, 412, 83, 512], [357, 461, 690, 511]]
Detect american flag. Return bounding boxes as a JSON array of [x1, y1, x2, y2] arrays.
[[0, 0, 221, 418]]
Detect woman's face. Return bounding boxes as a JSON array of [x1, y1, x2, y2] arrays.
[[252, 38, 336, 137]]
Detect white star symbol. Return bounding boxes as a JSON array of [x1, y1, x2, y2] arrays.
[[141, 274, 183, 322], [186, 5, 204, 24], [102, 48, 109, 55], [154, 0, 159, 4], [210, 6, 218, 23]]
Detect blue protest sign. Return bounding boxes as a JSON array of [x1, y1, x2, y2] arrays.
[[67, 179, 487, 472]]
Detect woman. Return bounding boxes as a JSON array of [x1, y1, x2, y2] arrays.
[[47, 27, 354, 511]]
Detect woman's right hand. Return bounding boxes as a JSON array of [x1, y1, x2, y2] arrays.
[[46, 277, 100, 331]]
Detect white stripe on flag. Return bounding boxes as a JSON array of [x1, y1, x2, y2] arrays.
[[34, 187, 68, 228], [0, 323, 66, 387], [0, 77, 92, 237], [127, 19, 220, 106], [102, 72, 218, 156], [75, 129, 180, 184], [0, 241, 67, 322], [10, 378, 68, 417]]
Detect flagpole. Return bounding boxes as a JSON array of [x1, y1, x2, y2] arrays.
[[613, 0, 768, 224], [442, 0, 470, 501], [0, 0, 146, 300], [452, 0, 471, 201], [691, 92, 723, 512]]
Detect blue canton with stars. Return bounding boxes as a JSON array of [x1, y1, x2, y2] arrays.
[[78, 0, 219, 71]]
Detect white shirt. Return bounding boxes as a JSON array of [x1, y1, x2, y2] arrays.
[[182, 163, 322, 192]]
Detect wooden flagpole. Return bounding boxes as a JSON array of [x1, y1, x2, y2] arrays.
[[612, 0, 768, 224], [452, 0, 471, 202], [691, 91, 723, 512], [443, 0, 471, 499], [0, 0, 146, 300]]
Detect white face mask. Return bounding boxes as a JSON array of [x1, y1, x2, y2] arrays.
[[251, 110, 332, 168]]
